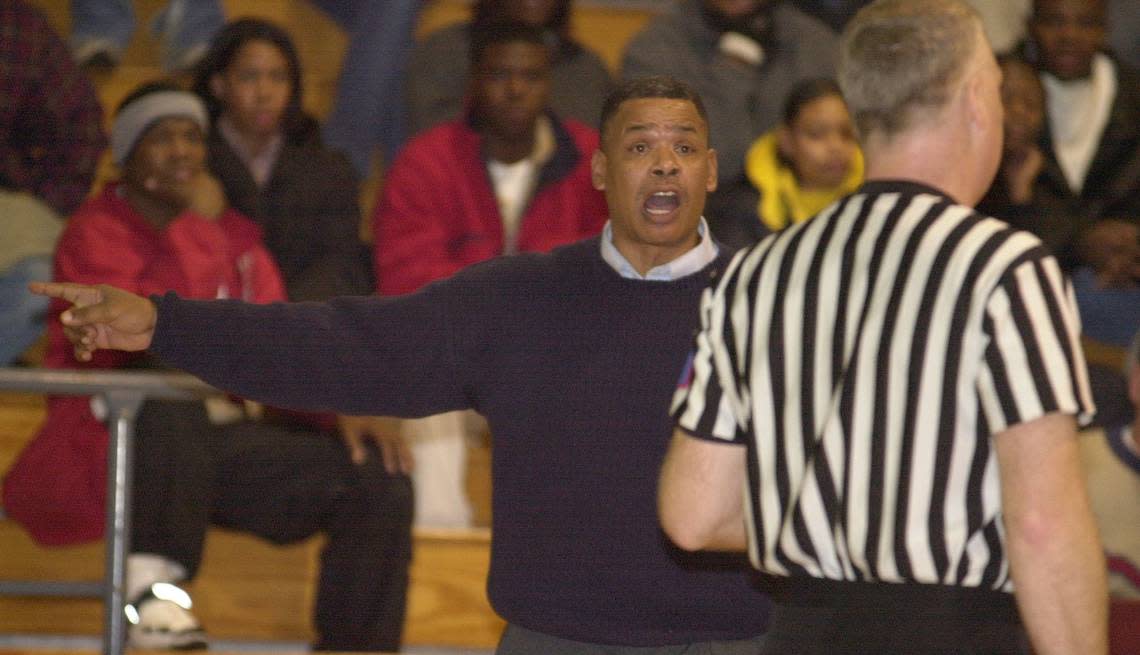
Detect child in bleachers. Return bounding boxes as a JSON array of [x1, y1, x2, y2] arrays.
[[407, 0, 614, 138], [1072, 218, 1140, 348], [976, 56, 1062, 246], [994, 57, 1046, 209], [1025, 0, 1140, 268], [743, 77, 863, 234]]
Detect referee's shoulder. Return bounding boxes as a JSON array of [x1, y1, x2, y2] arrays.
[[954, 205, 1068, 295], [966, 205, 1053, 258]]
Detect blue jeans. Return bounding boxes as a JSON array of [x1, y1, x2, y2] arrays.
[[0, 255, 52, 365], [69, 0, 224, 70], [314, 0, 423, 175], [1072, 267, 1140, 348]]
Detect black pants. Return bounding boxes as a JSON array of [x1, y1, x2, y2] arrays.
[[757, 576, 1030, 655], [496, 624, 767, 655], [130, 399, 413, 652]]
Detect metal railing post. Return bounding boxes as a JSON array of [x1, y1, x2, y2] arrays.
[[101, 391, 144, 655], [0, 369, 219, 655]]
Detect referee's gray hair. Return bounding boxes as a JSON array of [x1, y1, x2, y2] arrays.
[[838, 0, 983, 140], [111, 91, 208, 165]]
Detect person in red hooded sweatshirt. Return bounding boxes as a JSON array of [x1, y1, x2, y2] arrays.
[[372, 20, 607, 528], [3, 82, 412, 653]]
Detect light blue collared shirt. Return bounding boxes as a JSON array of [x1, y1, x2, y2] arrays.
[[600, 217, 719, 281]]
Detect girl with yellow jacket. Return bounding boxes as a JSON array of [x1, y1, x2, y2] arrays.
[[745, 77, 863, 233]]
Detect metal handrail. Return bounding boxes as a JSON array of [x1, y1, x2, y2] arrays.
[[0, 368, 217, 398], [0, 368, 219, 655]]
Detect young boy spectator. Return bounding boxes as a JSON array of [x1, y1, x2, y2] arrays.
[[1027, 0, 1140, 268], [407, 0, 613, 138], [375, 21, 607, 527], [192, 18, 372, 302], [977, 56, 1053, 236], [2, 82, 412, 652]]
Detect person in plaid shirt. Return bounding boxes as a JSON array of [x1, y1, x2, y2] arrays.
[[0, 0, 106, 365]]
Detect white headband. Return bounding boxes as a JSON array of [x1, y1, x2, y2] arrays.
[[111, 91, 209, 165]]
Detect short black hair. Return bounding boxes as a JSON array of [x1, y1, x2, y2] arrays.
[[469, 20, 550, 69], [597, 76, 708, 145], [782, 77, 844, 125]]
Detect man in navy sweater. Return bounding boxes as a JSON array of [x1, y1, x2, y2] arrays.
[[35, 77, 772, 654]]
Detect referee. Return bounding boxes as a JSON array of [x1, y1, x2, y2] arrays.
[[660, 1, 1108, 654]]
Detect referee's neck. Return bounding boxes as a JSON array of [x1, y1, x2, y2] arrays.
[[861, 131, 984, 207]]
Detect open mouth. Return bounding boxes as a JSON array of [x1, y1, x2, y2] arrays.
[[644, 191, 680, 216]]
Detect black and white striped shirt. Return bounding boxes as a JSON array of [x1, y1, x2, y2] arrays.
[[673, 181, 1095, 591]]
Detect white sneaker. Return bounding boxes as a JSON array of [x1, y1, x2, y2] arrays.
[[126, 582, 208, 651]]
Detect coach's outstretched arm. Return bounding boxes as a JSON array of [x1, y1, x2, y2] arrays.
[[996, 412, 1108, 655], [29, 279, 470, 420], [31, 282, 158, 359]]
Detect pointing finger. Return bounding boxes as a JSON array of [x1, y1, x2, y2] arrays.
[[28, 281, 102, 306]]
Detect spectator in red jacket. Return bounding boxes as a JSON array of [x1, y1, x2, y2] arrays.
[[3, 82, 412, 653], [372, 20, 607, 527]]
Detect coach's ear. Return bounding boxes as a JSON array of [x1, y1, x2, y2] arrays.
[[706, 147, 719, 194], [591, 149, 607, 191]]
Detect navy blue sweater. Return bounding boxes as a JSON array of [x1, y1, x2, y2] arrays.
[[152, 237, 771, 645]]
